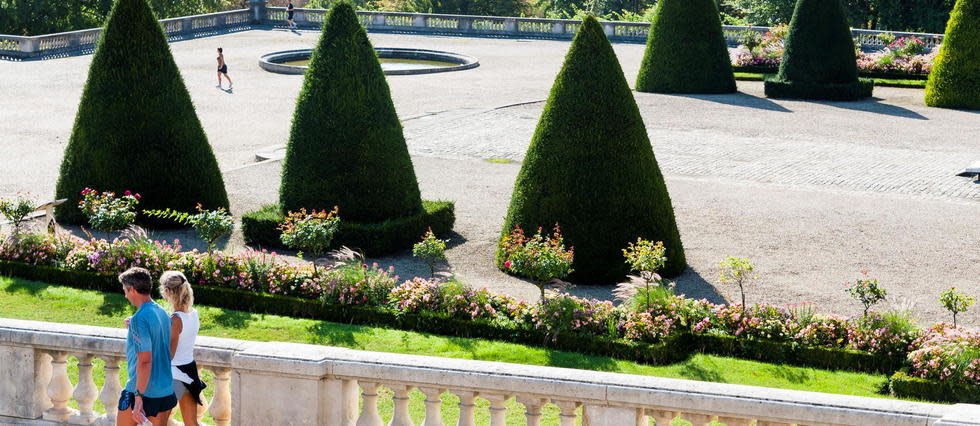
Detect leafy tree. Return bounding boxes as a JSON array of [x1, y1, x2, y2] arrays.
[[499, 16, 686, 284], [938, 287, 975, 327]]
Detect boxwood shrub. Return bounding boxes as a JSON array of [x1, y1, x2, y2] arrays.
[[54, 0, 229, 227], [889, 370, 980, 403], [764, 76, 875, 101], [925, 0, 980, 110], [691, 334, 901, 374], [242, 200, 455, 255]]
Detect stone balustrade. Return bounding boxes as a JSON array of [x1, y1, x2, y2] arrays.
[[2, 317, 979, 425], [0, 1, 942, 60]]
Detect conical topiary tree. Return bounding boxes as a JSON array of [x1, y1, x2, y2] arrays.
[[55, 0, 228, 224], [925, 0, 980, 110], [763, 0, 874, 101], [498, 16, 686, 284], [635, 0, 736, 94], [279, 2, 423, 223]]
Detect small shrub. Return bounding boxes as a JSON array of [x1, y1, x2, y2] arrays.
[[718, 256, 756, 311], [907, 323, 980, 386], [499, 224, 574, 301], [412, 228, 448, 277], [876, 32, 896, 46], [738, 30, 762, 52], [532, 292, 616, 342], [939, 287, 976, 327], [889, 36, 928, 57], [925, 0, 980, 109], [145, 204, 234, 253], [0, 194, 37, 238], [78, 188, 140, 232], [279, 207, 341, 274], [849, 311, 920, 357], [615, 239, 672, 312], [845, 270, 887, 317]]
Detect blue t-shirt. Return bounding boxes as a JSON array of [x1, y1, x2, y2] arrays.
[[125, 300, 175, 398]]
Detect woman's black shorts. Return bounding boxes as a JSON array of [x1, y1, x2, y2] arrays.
[[118, 390, 177, 418], [218, 64, 228, 74]]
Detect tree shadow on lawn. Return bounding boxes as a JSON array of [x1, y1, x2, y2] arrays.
[[761, 364, 813, 384], [97, 293, 132, 318], [660, 91, 793, 113], [306, 321, 360, 347], [211, 309, 256, 329], [822, 97, 928, 120], [678, 358, 726, 383], [1, 276, 49, 296]]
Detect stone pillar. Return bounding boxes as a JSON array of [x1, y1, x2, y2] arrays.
[[0, 345, 47, 419], [582, 404, 638, 426], [249, 0, 268, 25]]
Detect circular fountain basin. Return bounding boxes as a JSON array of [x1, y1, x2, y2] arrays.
[[259, 48, 479, 75]]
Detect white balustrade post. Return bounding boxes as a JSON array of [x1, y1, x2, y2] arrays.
[[42, 351, 77, 422], [356, 381, 384, 426], [389, 385, 413, 426], [196, 366, 208, 423], [97, 357, 122, 425], [554, 400, 579, 426], [634, 408, 647, 426], [322, 378, 358, 426], [681, 412, 715, 426], [582, 404, 637, 426], [649, 410, 676, 426], [482, 393, 510, 426], [0, 345, 50, 419], [208, 367, 232, 426], [420, 387, 445, 426], [455, 391, 477, 426], [248, 0, 268, 24], [718, 416, 754, 426], [36, 350, 53, 414], [517, 396, 546, 426], [70, 354, 99, 424]]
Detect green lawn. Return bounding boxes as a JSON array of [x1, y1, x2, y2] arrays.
[[0, 277, 897, 425]]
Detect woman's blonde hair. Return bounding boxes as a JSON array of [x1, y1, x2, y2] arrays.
[[160, 271, 194, 312]]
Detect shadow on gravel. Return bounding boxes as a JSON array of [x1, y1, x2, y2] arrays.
[[663, 92, 793, 113], [672, 268, 726, 305], [824, 97, 928, 120]]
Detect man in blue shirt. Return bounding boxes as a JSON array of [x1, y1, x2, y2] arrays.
[[118, 267, 177, 425]]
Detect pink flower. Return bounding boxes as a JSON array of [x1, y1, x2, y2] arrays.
[[504, 260, 512, 269]]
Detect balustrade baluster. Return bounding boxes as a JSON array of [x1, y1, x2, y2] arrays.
[[681, 412, 715, 426], [717, 416, 754, 426], [388, 385, 413, 426], [42, 351, 76, 422], [634, 408, 648, 426], [451, 391, 476, 426], [356, 381, 383, 426], [757, 422, 792, 426], [649, 410, 676, 425], [516, 396, 546, 426], [70, 354, 99, 424], [96, 356, 122, 426], [196, 366, 208, 424], [420, 387, 445, 426], [206, 367, 232, 426], [34, 350, 53, 413], [553, 400, 579, 426], [481, 393, 509, 426]]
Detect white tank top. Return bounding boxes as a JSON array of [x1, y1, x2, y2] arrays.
[[170, 309, 199, 384]]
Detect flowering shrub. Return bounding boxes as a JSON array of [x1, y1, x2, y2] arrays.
[[691, 303, 792, 341], [939, 287, 975, 327], [0, 194, 37, 237], [889, 36, 928, 57], [145, 204, 234, 253], [78, 188, 140, 232], [718, 256, 756, 310], [499, 225, 574, 300], [793, 314, 851, 348], [532, 293, 616, 341], [390, 278, 508, 321], [908, 323, 980, 385], [848, 312, 920, 357], [620, 312, 676, 343], [846, 271, 887, 317], [412, 228, 448, 277], [279, 207, 340, 274]]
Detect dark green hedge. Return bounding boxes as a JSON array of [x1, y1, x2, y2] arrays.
[[635, 0, 736, 94], [241, 200, 455, 256], [764, 76, 875, 101], [54, 0, 229, 227], [691, 334, 901, 374], [925, 0, 980, 110], [1, 258, 917, 379], [500, 16, 686, 284], [889, 370, 980, 403], [733, 65, 928, 81]]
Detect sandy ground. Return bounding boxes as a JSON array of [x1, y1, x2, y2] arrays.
[[1, 29, 978, 326]]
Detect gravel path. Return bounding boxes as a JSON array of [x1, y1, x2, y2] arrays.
[[1, 29, 978, 326]]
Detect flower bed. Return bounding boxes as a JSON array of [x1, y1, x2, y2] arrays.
[[1, 230, 978, 400]]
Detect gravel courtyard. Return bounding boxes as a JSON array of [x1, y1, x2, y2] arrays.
[[1, 28, 978, 326]]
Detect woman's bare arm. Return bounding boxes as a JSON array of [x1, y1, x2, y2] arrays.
[[169, 314, 183, 360]]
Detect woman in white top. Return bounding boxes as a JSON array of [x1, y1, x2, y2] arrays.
[[160, 271, 206, 425]]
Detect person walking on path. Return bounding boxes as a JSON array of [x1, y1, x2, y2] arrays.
[[118, 267, 177, 426], [287, 1, 297, 28], [160, 271, 207, 426], [216, 47, 232, 89]]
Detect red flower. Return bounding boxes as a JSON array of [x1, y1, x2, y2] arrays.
[[504, 260, 512, 269], [124, 190, 131, 196], [134, 193, 141, 200]]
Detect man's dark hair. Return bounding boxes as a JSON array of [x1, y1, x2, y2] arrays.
[[119, 267, 153, 295]]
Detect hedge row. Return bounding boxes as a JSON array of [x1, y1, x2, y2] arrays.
[[764, 76, 875, 101], [241, 200, 455, 255], [1, 258, 907, 376], [889, 370, 980, 403], [733, 65, 929, 81]]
